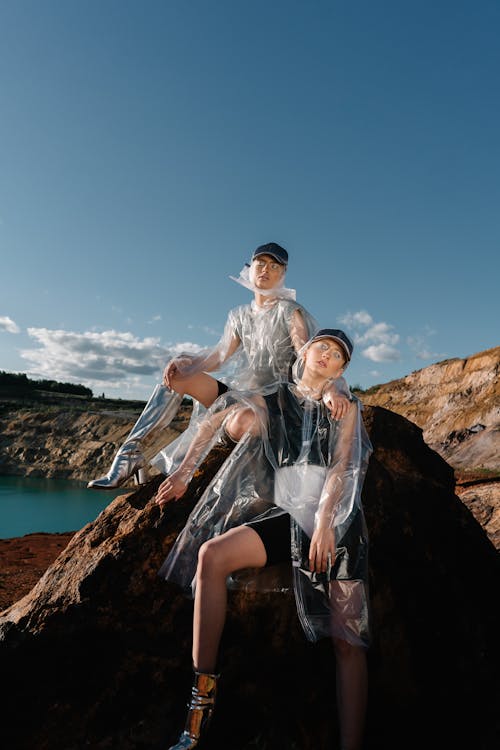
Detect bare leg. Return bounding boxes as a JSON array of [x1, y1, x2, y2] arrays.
[[88, 374, 224, 490], [329, 580, 368, 750], [224, 406, 260, 440], [332, 637, 367, 750], [170, 372, 221, 408], [193, 526, 267, 673]]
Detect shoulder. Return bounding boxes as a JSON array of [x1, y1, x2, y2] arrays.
[[277, 300, 313, 333], [228, 303, 250, 315], [286, 301, 318, 338], [278, 298, 302, 312], [278, 299, 312, 319], [276, 299, 302, 321], [227, 304, 251, 323]]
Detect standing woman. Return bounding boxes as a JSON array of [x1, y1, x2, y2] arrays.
[[156, 329, 373, 750]]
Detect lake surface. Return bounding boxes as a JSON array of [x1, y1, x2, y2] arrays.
[[0, 475, 122, 539]]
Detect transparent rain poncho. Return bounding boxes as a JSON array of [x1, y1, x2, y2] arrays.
[[166, 263, 313, 389], [152, 264, 350, 475], [158, 343, 373, 647]]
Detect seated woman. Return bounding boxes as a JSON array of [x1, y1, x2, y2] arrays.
[[155, 328, 373, 750], [87, 244, 351, 490]]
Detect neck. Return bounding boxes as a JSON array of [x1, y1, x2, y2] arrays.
[[296, 372, 326, 399], [253, 290, 277, 307]]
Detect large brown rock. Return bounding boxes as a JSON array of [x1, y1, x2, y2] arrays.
[[0, 406, 498, 750], [360, 346, 500, 549]]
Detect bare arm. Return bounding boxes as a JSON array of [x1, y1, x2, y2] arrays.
[[308, 404, 358, 573], [155, 404, 236, 505], [199, 332, 242, 371], [321, 378, 352, 421], [155, 393, 266, 506], [289, 309, 310, 353]]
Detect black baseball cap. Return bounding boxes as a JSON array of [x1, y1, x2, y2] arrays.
[[311, 328, 353, 361], [251, 242, 288, 266]]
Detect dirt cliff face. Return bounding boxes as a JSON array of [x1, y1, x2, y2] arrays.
[[359, 346, 500, 548], [0, 403, 191, 484], [359, 345, 499, 472]]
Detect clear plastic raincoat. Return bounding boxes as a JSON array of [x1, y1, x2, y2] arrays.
[[158, 346, 373, 647], [152, 265, 349, 474]]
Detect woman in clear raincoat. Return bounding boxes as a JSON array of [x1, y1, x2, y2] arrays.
[[87, 243, 351, 490], [156, 329, 373, 750]]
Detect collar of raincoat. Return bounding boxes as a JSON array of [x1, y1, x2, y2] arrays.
[[229, 263, 297, 302]]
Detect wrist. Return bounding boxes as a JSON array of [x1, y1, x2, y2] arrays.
[[314, 510, 336, 530]]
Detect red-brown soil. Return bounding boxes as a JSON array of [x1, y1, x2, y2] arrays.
[[0, 532, 75, 611]]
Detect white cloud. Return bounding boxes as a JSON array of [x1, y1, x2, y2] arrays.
[[148, 314, 162, 324], [188, 323, 221, 337], [338, 310, 373, 328], [20, 328, 204, 393], [356, 322, 399, 347], [362, 343, 400, 363], [168, 341, 204, 355], [338, 309, 401, 362], [0, 316, 20, 334]]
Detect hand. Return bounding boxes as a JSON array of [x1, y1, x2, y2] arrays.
[[323, 392, 351, 421], [163, 359, 178, 389], [163, 356, 193, 388], [163, 359, 177, 388], [155, 470, 189, 507], [309, 525, 335, 574]]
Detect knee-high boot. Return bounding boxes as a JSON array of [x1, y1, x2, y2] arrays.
[[87, 384, 183, 489], [168, 671, 219, 750]]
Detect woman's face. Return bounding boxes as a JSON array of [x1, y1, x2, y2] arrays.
[[250, 254, 285, 290], [303, 338, 346, 380]]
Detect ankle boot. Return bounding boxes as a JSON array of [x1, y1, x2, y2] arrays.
[[168, 671, 219, 750], [87, 384, 183, 489]]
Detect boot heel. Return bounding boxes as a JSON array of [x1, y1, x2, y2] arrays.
[[135, 467, 150, 485], [87, 385, 183, 490], [168, 671, 219, 750]]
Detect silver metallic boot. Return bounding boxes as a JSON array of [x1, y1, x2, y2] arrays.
[[87, 384, 183, 489], [168, 671, 219, 750]]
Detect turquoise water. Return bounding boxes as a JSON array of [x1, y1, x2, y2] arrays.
[[0, 475, 121, 539]]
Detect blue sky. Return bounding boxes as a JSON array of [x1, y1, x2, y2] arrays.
[[1, 0, 498, 399]]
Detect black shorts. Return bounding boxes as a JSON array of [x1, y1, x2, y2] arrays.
[[246, 512, 291, 567], [216, 380, 229, 397]]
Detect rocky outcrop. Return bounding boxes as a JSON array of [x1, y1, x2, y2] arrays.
[[0, 402, 191, 483], [360, 346, 500, 549], [0, 406, 498, 750], [455, 481, 500, 549], [359, 345, 499, 472]]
